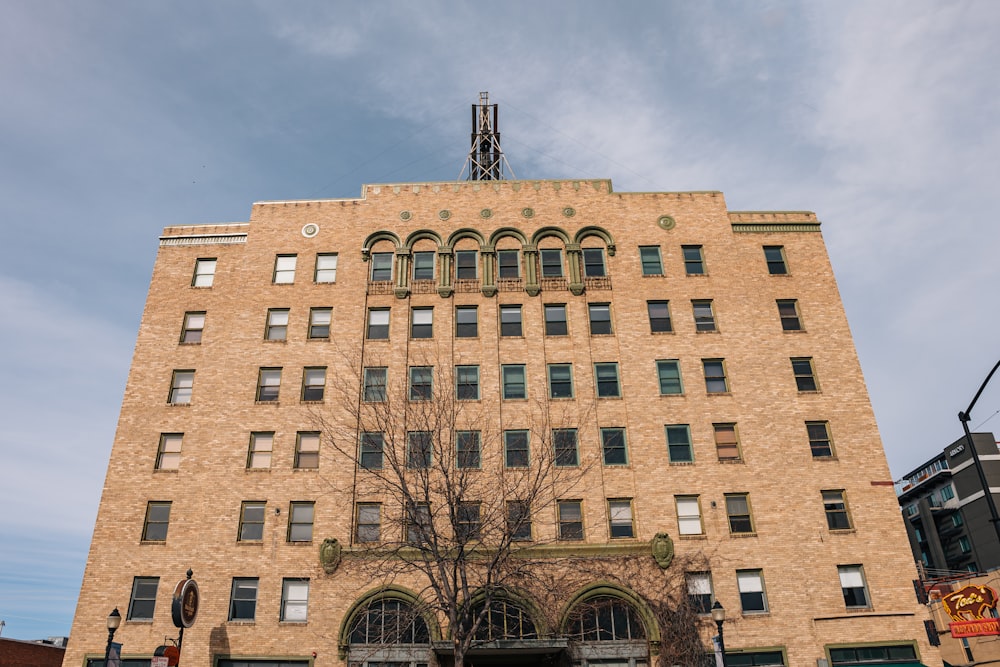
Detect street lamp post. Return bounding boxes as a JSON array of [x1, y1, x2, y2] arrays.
[[711, 600, 727, 667], [958, 358, 1000, 546], [104, 607, 121, 666]]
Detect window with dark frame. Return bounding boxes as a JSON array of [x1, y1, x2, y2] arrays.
[[686, 572, 713, 614], [456, 502, 481, 541], [363, 367, 387, 402], [367, 308, 390, 339], [703, 359, 729, 393], [764, 245, 788, 275], [500, 304, 523, 336], [265, 308, 289, 341], [309, 308, 332, 339], [594, 363, 621, 397], [180, 311, 205, 344], [407, 431, 432, 469], [588, 303, 612, 334], [142, 501, 171, 542], [410, 307, 433, 339], [792, 357, 819, 391], [287, 501, 314, 542], [601, 427, 627, 465], [558, 500, 583, 540], [280, 578, 309, 622], [355, 503, 381, 543], [273, 254, 297, 284], [777, 299, 802, 331], [370, 252, 393, 281], [409, 366, 433, 401], [507, 501, 531, 540], [540, 249, 564, 277], [456, 365, 480, 400], [412, 251, 435, 281], [639, 246, 663, 276], [544, 304, 568, 335], [127, 577, 159, 621], [295, 432, 320, 469], [554, 428, 579, 467], [456, 306, 478, 337], [608, 499, 634, 538], [406, 502, 431, 545], [737, 570, 768, 613], [169, 370, 194, 404], [725, 494, 754, 534], [497, 249, 520, 278], [155, 433, 182, 470], [314, 253, 338, 283], [502, 364, 527, 400], [301, 367, 326, 401], [504, 430, 529, 468], [247, 432, 273, 469], [714, 423, 741, 462], [360, 432, 384, 470], [238, 501, 265, 541], [838, 565, 870, 608], [229, 577, 258, 621], [647, 300, 672, 332], [256, 367, 281, 402], [192, 258, 217, 287], [548, 364, 573, 398], [807, 421, 834, 457], [582, 248, 606, 277], [457, 431, 481, 469], [692, 300, 716, 332], [682, 245, 705, 275], [455, 250, 478, 280], [657, 360, 683, 395], [823, 490, 852, 530], [666, 424, 693, 463]]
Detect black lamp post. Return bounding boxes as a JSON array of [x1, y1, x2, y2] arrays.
[[958, 358, 1000, 546], [711, 600, 727, 666], [104, 607, 121, 666]]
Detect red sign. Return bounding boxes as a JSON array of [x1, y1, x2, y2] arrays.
[[950, 618, 1000, 638]]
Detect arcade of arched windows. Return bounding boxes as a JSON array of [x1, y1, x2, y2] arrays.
[[360, 226, 616, 298]]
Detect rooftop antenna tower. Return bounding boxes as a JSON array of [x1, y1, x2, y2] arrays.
[[460, 92, 514, 181]]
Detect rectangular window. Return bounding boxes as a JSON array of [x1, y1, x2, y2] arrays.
[[360, 432, 384, 470], [142, 501, 171, 542], [639, 246, 663, 276], [960, 536, 972, 553], [497, 250, 520, 278], [657, 360, 683, 395], [601, 428, 627, 465], [595, 362, 621, 397], [309, 308, 332, 339], [168, 370, 194, 404], [558, 500, 583, 540], [703, 359, 729, 393], [363, 367, 388, 403], [500, 304, 523, 336], [692, 300, 716, 332], [406, 502, 431, 544], [457, 431, 482, 469], [127, 577, 159, 621], [288, 502, 314, 542], [229, 578, 258, 621], [456, 306, 478, 337], [455, 250, 478, 279], [838, 565, 870, 608], [682, 245, 705, 275], [281, 579, 309, 622], [502, 364, 527, 400], [155, 433, 182, 470], [676, 496, 703, 535], [367, 308, 390, 339], [273, 254, 297, 284], [764, 245, 788, 275], [410, 307, 433, 339], [295, 432, 320, 469], [504, 430, 529, 468], [247, 432, 273, 469], [544, 304, 568, 335], [507, 501, 531, 540], [714, 423, 741, 462], [823, 490, 852, 530], [370, 252, 393, 281], [548, 364, 574, 398], [265, 308, 289, 341], [180, 311, 205, 344], [737, 570, 768, 613], [686, 572, 713, 614], [588, 303, 612, 335], [665, 425, 693, 463], [554, 428, 579, 467], [608, 499, 634, 538], [355, 503, 381, 543], [412, 251, 435, 281], [192, 258, 217, 287], [582, 248, 607, 277], [238, 501, 265, 541], [456, 365, 480, 400], [409, 366, 433, 401], [457, 502, 481, 541], [301, 367, 326, 402], [647, 300, 672, 332], [407, 431, 432, 469], [777, 299, 801, 331], [314, 253, 338, 283], [725, 494, 754, 534], [807, 421, 834, 457], [540, 249, 563, 277], [792, 357, 819, 391], [256, 367, 281, 402]]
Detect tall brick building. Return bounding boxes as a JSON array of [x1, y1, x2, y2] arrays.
[[65, 178, 938, 667]]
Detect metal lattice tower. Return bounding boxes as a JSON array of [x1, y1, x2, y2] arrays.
[[459, 92, 514, 181]]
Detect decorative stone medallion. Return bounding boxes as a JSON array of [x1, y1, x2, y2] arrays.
[[399, 211, 412, 221], [651, 532, 675, 569], [301, 223, 319, 238], [562, 207, 576, 217], [438, 210, 451, 221], [320, 537, 342, 574], [480, 208, 492, 219], [657, 215, 676, 230], [522, 207, 535, 218]]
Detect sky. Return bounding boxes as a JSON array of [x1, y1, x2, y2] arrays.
[[2, 0, 1000, 642]]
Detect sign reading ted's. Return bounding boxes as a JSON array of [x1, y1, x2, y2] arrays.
[[943, 585, 1000, 638]]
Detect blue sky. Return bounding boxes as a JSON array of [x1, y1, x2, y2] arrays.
[[3, 0, 1000, 641]]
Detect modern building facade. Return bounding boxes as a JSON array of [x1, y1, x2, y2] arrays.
[[65, 177, 939, 667], [897, 432, 1000, 576]]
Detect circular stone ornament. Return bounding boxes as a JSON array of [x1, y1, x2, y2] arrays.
[[480, 208, 492, 219], [563, 207, 576, 217], [657, 215, 676, 230], [522, 207, 535, 218], [301, 223, 319, 238], [399, 211, 412, 221], [439, 210, 452, 221]]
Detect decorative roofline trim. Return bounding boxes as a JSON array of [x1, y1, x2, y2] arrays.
[[732, 223, 821, 233], [159, 233, 248, 247]]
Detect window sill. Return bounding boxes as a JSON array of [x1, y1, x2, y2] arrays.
[[812, 455, 839, 462], [245, 467, 271, 473], [286, 540, 314, 546], [783, 329, 807, 334], [307, 337, 330, 342], [669, 461, 694, 466], [227, 620, 256, 625], [659, 392, 685, 397], [179, 341, 201, 346], [313, 281, 336, 285], [153, 468, 179, 474], [798, 390, 822, 395], [293, 467, 319, 473], [190, 286, 213, 290], [264, 339, 287, 344], [679, 534, 707, 540], [706, 392, 731, 396], [829, 528, 857, 535], [686, 273, 709, 277], [650, 330, 675, 335], [696, 330, 720, 334], [718, 458, 744, 464], [237, 541, 263, 546], [167, 403, 191, 407], [255, 400, 280, 406], [741, 611, 770, 618], [271, 282, 295, 287], [502, 398, 528, 402], [596, 395, 623, 400], [139, 540, 166, 546], [278, 621, 308, 626], [729, 532, 758, 538], [844, 606, 873, 613], [300, 400, 324, 405], [641, 274, 666, 278], [126, 620, 153, 625]]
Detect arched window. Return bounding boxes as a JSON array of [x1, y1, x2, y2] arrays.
[[349, 598, 430, 645], [464, 598, 538, 641], [567, 596, 645, 641]]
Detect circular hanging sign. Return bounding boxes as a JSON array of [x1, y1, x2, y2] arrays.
[[171, 577, 199, 629]]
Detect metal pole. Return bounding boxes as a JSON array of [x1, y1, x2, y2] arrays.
[[715, 617, 726, 667], [103, 608, 120, 667], [959, 358, 1000, 546]]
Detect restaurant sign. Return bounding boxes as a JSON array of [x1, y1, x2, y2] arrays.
[[944, 585, 1000, 638]]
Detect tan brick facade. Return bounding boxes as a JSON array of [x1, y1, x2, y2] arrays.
[[64, 180, 939, 666]]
